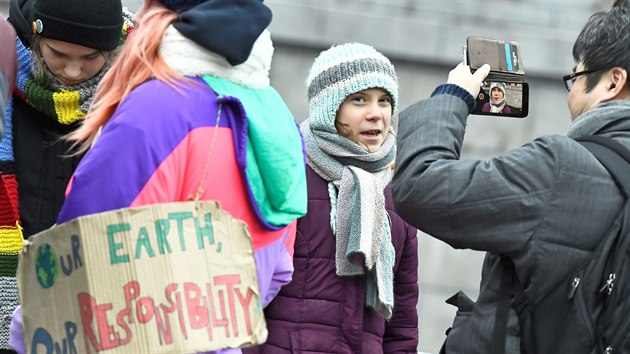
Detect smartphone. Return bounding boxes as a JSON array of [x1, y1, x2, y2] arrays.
[[465, 36, 529, 118]]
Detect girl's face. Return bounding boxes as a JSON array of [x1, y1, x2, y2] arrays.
[[491, 87, 504, 102], [335, 88, 392, 153], [40, 38, 107, 85]]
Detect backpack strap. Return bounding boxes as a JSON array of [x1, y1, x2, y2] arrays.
[[493, 256, 515, 354], [575, 135, 630, 197], [493, 255, 536, 354], [576, 135, 630, 348]]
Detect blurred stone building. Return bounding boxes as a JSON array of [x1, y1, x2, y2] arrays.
[[0, 0, 613, 352]]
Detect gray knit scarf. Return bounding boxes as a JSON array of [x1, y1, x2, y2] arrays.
[[301, 119, 396, 319]]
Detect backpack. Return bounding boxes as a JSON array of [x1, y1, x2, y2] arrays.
[[490, 135, 630, 354]]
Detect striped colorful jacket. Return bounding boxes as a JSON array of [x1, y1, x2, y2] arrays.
[[59, 76, 303, 303], [10, 76, 306, 354]]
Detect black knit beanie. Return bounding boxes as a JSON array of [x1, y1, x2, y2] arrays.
[[32, 0, 123, 51], [167, 0, 271, 66]]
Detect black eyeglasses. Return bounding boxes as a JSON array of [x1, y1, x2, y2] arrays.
[[563, 68, 602, 91]]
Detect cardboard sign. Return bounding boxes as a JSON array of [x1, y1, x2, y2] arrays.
[[17, 201, 266, 354]]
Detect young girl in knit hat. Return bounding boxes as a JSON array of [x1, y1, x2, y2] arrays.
[[244, 43, 419, 353], [10, 0, 307, 353], [1, 0, 132, 352], [482, 81, 513, 114]]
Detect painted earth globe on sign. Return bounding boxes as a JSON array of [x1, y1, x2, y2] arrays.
[[35, 243, 59, 288]]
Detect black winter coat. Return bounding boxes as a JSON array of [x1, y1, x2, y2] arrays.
[[12, 96, 81, 237]]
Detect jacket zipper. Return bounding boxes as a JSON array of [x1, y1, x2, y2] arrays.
[[568, 277, 580, 299], [567, 275, 596, 342], [602, 277, 630, 354]]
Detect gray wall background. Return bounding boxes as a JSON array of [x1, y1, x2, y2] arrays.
[[1, 1, 612, 352]]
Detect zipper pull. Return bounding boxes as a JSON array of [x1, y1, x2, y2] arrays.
[[604, 346, 613, 354], [599, 273, 616, 295], [568, 277, 580, 299]]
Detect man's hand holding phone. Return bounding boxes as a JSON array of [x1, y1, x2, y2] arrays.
[[448, 63, 491, 99]]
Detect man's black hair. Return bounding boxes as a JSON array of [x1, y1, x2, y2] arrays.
[[572, 0, 630, 92]]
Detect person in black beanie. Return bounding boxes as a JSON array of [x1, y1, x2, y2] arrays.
[[0, 1, 134, 353]]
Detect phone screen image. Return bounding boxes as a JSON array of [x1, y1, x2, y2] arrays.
[[473, 81, 529, 118]]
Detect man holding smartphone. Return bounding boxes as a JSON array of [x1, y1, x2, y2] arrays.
[[392, 0, 630, 353]]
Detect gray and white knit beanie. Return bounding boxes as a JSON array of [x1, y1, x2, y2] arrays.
[[306, 43, 398, 132], [490, 81, 507, 96]]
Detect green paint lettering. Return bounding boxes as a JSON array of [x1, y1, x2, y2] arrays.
[[195, 213, 214, 250], [155, 219, 172, 255], [135, 227, 155, 259], [168, 212, 193, 252], [107, 224, 130, 264]]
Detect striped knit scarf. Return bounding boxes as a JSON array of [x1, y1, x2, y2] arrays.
[[0, 12, 133, 350], [301, 119, 397, 319]]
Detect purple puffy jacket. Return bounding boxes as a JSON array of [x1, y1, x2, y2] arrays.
[[244, 166, 419, 353]]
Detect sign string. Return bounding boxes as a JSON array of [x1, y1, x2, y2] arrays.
[[189, 99, 223, 202]]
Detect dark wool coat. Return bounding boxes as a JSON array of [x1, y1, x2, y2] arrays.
[[245, 166, 419, 354]]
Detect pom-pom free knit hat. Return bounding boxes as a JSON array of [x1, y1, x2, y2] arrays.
[[306, 43, 398, 132], [32, 0, 123, 51], [490, 81, 507, 95]]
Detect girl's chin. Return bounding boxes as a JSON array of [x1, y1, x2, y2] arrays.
[[359, 140, 384, 152]]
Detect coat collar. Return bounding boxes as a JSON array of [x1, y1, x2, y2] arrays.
[[568, 100, 630, 139], [159, 25, 272, 89]]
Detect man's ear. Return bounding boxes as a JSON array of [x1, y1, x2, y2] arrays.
[[600, 67, 629, 102]]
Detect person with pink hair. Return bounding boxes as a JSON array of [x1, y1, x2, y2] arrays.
[[9, 1, 307, 353]]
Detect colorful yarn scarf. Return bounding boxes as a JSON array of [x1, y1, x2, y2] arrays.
[[0, 11, 133, 350]]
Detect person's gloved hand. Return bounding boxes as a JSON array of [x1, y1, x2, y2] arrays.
[[447, 62, 490, 98]]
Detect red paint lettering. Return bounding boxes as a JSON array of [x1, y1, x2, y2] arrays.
[[115, 309, 132, 346], [123, 281, 140, 325], [94, 301, 121, 351], [163, 283, 187, 339], [75, 276, 259, 351], [184, 283, 210, 329], [214, 275, 240, 337], [77, 293, 102, 354], [136, 297, 155, 324], [212, 288, 230, 337], [235, 288, 255, 335], [77, 293, 122, 353]]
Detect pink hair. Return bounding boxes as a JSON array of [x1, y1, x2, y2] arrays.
[[69, 0, 187, 152]]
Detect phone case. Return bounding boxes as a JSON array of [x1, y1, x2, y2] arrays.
[[467, 36, 525, 75]]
